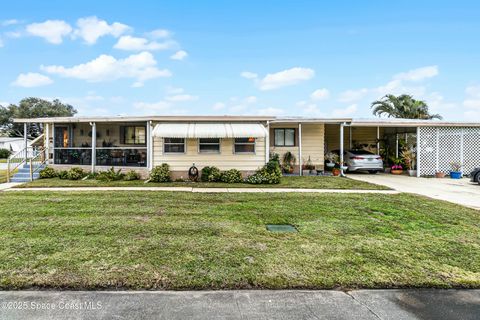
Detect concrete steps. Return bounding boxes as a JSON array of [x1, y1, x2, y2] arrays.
[[9, 163, 45, 182]]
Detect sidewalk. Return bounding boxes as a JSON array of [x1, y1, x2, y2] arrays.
[[0, 290, 478, 320], [2, 185, 399, 194]]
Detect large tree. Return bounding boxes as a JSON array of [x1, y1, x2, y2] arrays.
[[0, 98, 77, 138], [371, 94, 442, 120]]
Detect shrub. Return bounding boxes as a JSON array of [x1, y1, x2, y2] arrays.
[[220, 169, 243, 183], [124, 170, 140, 181], [66, 167, 86, 180], [96, 167, 125, 182], [57, 170, 69, 180], [0, 148, 11, 159], [246, 159, 282, 184], [200, 166, 221, 182], [39, 167, 57, 179], [150, 163, 171, 182]]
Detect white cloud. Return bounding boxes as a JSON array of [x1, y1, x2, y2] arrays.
[[338, 88, 369, 103], [170, 50, 188, 60], [465, 85, 480, 98], [41, 51, 171, 86], [257, 67, 315, 90], [26, 20, 72, 44], [74, 16, 130, 45], [240, 71, 258, 79], [0, 101, 10, 107], [332, 104, 358, 117], [11, 72, 53, 87], [212, 102, 225, 110], [310, 88, 330, 101], [300, 103, 326, 117], [148, 29, 171, 39], [245, 96, 257, 104], [1, 19, 20, 26], [256, 107, 285, 116], [165, 94, 198, 102], [133, 101, 171, 111], [165, 86, 184, 94], [114, 35, 176, 51], [394, 65, 439, 82]]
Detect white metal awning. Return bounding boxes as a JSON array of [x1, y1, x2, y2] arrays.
[[152, 123, 267, 138]]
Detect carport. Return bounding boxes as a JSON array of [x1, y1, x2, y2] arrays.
[[325, 119, 480, 177]]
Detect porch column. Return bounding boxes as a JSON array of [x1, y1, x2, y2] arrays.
[[147, 121, 153, 170], [265, 121, 270, 164], [340, 123, 345, 176], [45, 123, 49, 163], [91, 122, 96, 173], [376, 126, 380, 154], [298, 123, 302, 176], [24, 122, 28, 162]]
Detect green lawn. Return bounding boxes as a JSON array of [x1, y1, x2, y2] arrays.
[[0, 191, 478, 289], [0, 170, 7, 183], [15, 175, 389, 190]]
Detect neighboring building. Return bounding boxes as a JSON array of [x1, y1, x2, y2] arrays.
[[12, 116, 480, 178], [0, 137, 32, 153]]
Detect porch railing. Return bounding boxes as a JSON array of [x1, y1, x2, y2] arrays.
[[28, 147, 47, 181], [6, 145, 45, 182]]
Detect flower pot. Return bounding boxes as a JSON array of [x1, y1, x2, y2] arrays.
[[332, 168, 341, 176], [391, 170, 403, 175], [340, 165, 349, 171], [450, 171, 462, 179], [435, 172, 446, 178], [326, 162, 335, 168], [408, 170, 417, 177], [302, 169, 310, 176]]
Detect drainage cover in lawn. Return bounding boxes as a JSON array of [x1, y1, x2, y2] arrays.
[[266, 224, 298, 233]]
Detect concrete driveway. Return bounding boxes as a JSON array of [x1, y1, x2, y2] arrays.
[[0, 290, 479, 320], [348, 173, 480, 210]]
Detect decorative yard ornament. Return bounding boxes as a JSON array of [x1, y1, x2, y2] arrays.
[[188, 163, 199, 181]]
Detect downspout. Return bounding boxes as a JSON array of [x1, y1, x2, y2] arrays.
[[147, 120, 153, 170], [45, 123, 49, 163], [340, 122, 345, 176]]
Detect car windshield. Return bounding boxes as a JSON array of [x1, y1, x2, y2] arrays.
[[349, 149, 374, 155]]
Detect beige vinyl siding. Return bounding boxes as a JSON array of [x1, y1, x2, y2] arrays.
[[153, 137, 266, 171], [270, 123, 325, 167], [325, 124, 383, 152]]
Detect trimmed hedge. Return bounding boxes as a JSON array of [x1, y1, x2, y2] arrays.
[[246, 159, 282, 184], [220, 169, 243, 183], [201, 166, 221, 182]]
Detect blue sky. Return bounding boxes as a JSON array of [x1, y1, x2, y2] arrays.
[[1, 0, 479, 120]]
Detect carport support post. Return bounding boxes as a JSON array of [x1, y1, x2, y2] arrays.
[[45, 123, 49, 163], [91, 122, 96, 173], [147, 121, 153, 170], [376, 126, 380, 153], [298, 123, 302, 176], [395, 134, 399, 158], [340, 123, 345, 176], [416, 127, 421, 177]]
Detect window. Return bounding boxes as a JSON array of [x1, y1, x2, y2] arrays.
[[164, 138, 185, 153], [234, 137, 255, 153], [123, 126, 146, 145], [274, 128, 295, 147], [199, 138, 220, 153]]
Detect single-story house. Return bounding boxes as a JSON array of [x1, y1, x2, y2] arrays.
[[11, 115, 480, 178], [0, 137, 32, 153]]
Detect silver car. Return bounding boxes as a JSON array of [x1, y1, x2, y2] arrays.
[[333, 149, 383, 174]]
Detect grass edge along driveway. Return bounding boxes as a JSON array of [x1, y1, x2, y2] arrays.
[[0, 191, 478, 290]]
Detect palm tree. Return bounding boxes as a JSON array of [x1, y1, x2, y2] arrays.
[[371, 94, 442, 120]]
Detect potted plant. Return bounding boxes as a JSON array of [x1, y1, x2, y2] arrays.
[[390, 158, 403, 175], [303, 156, 315, 175], [332, 166, 341, 176], [435, 171, 446, 178], [449, 162, 462, 179], [282, 151, 296, 174], [325, 152, 339, 170], [401, 149, 416, 177], [340, 162, 349, 172]]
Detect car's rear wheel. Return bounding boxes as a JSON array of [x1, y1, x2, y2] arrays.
[[368, 170, 378, 174], [476, 173, 480, 184]]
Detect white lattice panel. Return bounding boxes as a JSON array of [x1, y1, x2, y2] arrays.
[[419, 127, 480, 176]]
